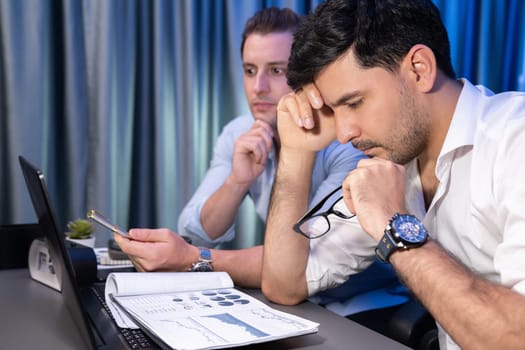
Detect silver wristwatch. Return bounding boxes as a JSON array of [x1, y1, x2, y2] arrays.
[[189, 247, 213, 272]]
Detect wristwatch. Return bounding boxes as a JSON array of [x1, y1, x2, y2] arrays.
[[189, 247, 213, 272], [375, 213, 428, 263]]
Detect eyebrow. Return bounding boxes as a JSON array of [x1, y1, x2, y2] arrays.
[[267, 61, 288, 66], [242, 61, 288, 67], [330, 91, 361, 108]]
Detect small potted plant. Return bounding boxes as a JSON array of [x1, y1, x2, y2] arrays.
[[65, 218, 95, 247]]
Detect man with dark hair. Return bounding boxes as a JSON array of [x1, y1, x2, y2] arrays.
[[116, 7, 409, 323], [116, 8, 412, 330], [262, 0, 525, 349]]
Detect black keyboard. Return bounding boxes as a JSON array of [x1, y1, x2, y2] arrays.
[[91, 284, 159, 349], [119, 328, 157, 349]]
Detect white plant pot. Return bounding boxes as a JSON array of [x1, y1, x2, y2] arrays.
[[66, 236, 96, 248]]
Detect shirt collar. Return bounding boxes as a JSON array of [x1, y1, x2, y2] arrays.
[[407, 79, 491, 215], [438, 79, 478, 158], [435, 79, 493, 179]]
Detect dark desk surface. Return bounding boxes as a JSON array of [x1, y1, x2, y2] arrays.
[[0, 269, 409, 349]]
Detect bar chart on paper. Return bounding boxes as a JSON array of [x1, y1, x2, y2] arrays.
[[105, 272, 318, 349], [113, 288, 319, 349]]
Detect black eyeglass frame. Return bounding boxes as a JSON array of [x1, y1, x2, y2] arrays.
[[293, 185, 355, 239]]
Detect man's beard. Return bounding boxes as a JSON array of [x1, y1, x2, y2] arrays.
[[353, 89, 429, 165]]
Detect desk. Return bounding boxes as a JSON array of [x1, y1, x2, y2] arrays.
[[0, 269, 410, 349]]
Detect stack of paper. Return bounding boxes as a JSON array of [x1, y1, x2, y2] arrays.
[[105, 272, 319, 350]]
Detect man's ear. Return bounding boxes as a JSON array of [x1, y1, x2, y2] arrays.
[[402, 44, 437, 93]]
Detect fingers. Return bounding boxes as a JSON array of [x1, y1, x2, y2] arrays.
[[235, 136, 270, 164], [128, 228, 170, 243], [113, 232, 146, 270], [278, 83, 325, 130], [303, 84, 324, 109], [114, 229, 168, 257], [250, 120, 274, 150], [113, 232, 128, 248], [114, 229, 189, 272], [128, 256, 144, 272], [235, 121, 274, 164], [301, 84, 324, 129], [342, 182, 356, 215], [251, 119, 275, 134], [342, 158, 408, 239]]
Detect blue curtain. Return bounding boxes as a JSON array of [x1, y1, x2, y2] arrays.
[[1, 0, 524, 248]]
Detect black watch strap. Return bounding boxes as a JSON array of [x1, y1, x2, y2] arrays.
[[375, 213, 428, 263], [375, 231, 398, 263]]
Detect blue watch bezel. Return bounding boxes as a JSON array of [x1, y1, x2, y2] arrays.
[[391, 213, 428, 243], [376, 213, 428, 263]]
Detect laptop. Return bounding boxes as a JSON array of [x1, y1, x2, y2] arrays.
[[19, 156, 160, 350]]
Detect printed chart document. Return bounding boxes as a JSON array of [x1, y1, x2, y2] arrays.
[[105, 272, 319, 350]]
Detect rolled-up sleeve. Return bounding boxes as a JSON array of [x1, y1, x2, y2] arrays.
[[304, 142, 377, 295], [177, 116, 252, 247], [305, 217, 377, 296]]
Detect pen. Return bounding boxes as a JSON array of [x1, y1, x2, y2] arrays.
[[86, 210, 131, 239]]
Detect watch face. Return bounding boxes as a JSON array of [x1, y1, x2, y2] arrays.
[[192, 261, 213, 272], [393, 214, 427, 243]]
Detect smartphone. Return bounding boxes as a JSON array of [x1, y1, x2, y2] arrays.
[[86, 209, 131, 239]]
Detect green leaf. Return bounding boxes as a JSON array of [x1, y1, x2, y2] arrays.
[[66, 219, 93, 238]]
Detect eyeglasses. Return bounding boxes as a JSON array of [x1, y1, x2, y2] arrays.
[[293, 186, 355, 239]]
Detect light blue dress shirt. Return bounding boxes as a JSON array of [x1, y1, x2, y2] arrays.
[[177, 114, 409, 313], [177, 114, 362, 246]]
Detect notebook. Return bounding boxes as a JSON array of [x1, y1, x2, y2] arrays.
[[19, 156, 160, 350]]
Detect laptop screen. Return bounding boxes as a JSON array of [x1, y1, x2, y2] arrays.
[[19, 156, 97, 349]]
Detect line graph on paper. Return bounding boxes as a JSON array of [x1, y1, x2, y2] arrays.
[[116, 291, 318, 349], [151, 308, 312, 348]]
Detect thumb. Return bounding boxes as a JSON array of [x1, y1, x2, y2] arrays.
[[128, 228, 157, 242], [342, 185, 356, 214]]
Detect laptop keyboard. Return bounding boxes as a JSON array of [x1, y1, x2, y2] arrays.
[[119, 328, 157, 349], [91, 284, 159, 349]]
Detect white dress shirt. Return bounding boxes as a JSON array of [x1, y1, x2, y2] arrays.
[[305, 79, 525, 349], [418, 79, 525, 349]]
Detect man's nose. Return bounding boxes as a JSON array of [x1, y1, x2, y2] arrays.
[[254, 73, 270, 93], [335, 114, 360, 144]]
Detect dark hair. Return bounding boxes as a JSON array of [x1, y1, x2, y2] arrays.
[[287, 0, 456, 90], [240, 7, 303, 57]]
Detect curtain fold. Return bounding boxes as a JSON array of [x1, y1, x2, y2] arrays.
[[1, 0, 524, 248]]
